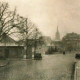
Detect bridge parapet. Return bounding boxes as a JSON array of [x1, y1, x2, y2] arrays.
[[74, 61, 80, 80]]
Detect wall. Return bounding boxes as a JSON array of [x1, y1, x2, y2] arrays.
[[0, 46, 24, 58]]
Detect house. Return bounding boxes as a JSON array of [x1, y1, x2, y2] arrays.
[[0, 34, 24, 58]]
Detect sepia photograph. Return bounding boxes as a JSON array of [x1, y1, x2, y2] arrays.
[[0, 0, 80, 80]]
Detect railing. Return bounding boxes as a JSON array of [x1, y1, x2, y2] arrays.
[[74, 62, 80, 80]]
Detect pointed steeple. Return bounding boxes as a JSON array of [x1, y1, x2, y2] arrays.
[[55, 26, 60, 41], [57, 26, 58, 32]]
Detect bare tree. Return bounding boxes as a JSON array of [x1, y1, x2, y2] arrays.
[[0, 2, 26, 41], [17, 18, 43, 58], [0, 2, 44, 59], [0, 2, 28, 58]]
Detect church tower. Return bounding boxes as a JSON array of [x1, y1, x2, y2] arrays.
[[55, 26, 60, 41]]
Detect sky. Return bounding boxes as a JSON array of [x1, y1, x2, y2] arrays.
[[1, 0, 80, 39]]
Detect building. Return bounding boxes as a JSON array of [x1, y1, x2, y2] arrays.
[[0, 34, 24, 58], [27, 37, 47, 54], [55, 26, 60, 41], [62, 32, 80, 51], [53, 26, 62, 51], [0, 34, 48, 59]]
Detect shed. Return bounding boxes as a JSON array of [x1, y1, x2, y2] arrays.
[[0, 34, 24, 58]]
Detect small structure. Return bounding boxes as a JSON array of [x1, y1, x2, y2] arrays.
[[0, 34, 24, 59], [27, 39, 43, 59]]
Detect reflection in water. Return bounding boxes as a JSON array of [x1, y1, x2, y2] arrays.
[[0, 54, 75, 80]]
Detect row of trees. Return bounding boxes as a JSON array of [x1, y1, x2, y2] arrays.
[[0, 2, 44, 58]]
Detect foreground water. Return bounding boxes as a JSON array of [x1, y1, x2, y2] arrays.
[[0, 54, 76, 80]]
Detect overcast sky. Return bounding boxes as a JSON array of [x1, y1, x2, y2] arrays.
[[2, 0, 80, 39]]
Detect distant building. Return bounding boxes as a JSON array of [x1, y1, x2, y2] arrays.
[[62, 32, 80, 51], [37, 36, 53, 54], [55, 26, 60, 41], [53, 26, 62, 51]]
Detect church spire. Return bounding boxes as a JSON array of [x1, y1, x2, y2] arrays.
[[57, 26, 58, 32], [55, 26, 60, 41]]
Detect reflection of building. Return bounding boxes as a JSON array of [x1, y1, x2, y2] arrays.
[[62, 32, 80, 51]]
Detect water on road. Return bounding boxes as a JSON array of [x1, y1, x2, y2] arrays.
[[0, 54, 76, 80]]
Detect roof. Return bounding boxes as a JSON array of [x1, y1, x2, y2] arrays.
[[62, 32, 80, 41], [0, 34, 23, 46]]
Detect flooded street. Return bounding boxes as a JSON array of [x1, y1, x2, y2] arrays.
[[0, 54, 76, 80]]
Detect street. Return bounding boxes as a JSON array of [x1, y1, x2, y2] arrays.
[[0, 53, 76, 80]]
